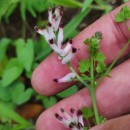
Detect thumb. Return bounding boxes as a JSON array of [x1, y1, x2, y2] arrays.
[[89, 115, 130, 130]]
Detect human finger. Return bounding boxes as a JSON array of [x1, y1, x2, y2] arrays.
[[31, 2, 130, 96], [36, 59, 130, 130], [90, 115, 130, 130]]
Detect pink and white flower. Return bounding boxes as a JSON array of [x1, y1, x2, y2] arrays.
[[53, 72, 75, 83], [34, 6, 77, 65], [55, 108, 84, 130]]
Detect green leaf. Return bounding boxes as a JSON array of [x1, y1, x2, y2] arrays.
[[15, 39, 34, 72], [115, 5, 130, 22], [96, 62, 106, 74], [82, 107, 94, 119], [11, 81, 33, 105], [0, 102, 29, 125], [78, 60, 90, 73], [57, 85, 78, 98], [89, 38, 100, 56], [94, 52, 106, 62], [20, 0, 26, 21], [42, 96, 57, 109], [81, 0, 93, 12], [0, 87, 11, 102], [48, 0, 82, 8], [5, 3, 17, 23], [95, 0, 106, 5], [0, 38, 11, 62], [0, 0, 19, 21], [1, 58, 23, 87], [115, 11, 125, 22], [64, 8, 90, 40]]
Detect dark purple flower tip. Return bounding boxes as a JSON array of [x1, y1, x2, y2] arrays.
[[53, 78, 58, 82], [57, 6, 61, 10], [72, 47, 77, 53], [48, 22, 52, 27], [55, 113, 63, 121], [49, 39, 54, 44], [77, 110, 82, 116], [69, 39, 73, 44], [69, 123, 74, 128], [70, 108, 75, 113], [53, 14, 56, 19], [59, 22, 64, 28], [77, 122, 83, 129], [60, 108, 65, 113], [41, 26, 46, 30], [34, 26, 39, 31]]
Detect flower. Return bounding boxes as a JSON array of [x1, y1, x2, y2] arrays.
[[53, 72, 75, 83], [34, 6, 77, 64], [55, 108, 84, 130]]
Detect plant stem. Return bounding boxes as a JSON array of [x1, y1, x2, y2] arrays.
[[67, 64, 91, 91], [90, 89, 100, 125], [97, 40, 130, 86], [90, 55, 100, 125]]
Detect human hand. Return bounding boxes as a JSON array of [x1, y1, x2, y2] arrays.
[[31, 2, 130, 130]]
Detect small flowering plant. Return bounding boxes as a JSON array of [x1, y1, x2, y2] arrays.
[[34, 5, 130, 130]]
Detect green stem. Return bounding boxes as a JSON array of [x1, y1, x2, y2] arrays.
[[97, 40, 130, 86], [90, 89, 100, 125], [90, 56, 100, 125], [67, 64, 91, 91], [125, 21, 130, 31]]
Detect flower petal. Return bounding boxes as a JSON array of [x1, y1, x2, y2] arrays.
[[63, 39, 73, 55], [57, 25, 63, 48], [56, 72, 75, 83]]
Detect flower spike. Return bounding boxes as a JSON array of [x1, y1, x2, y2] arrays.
[[35, 6, 77, 83]]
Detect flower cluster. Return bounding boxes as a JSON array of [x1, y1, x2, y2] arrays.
[[34, 6, 77, 83], [34, 6, 77, 64], [55, 108, 84, 130]]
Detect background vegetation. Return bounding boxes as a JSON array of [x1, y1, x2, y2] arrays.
[[0, 0, 127, 129]]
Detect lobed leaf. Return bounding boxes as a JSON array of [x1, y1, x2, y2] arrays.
[[78, 60, 90, 73]]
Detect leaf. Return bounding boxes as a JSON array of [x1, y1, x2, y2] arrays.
[[95, 0, 106, 5], [57, 85, 78, 98], [15, 39, 34, 72], [0, 0, 19, 21], [5, 3, 17, 23], [42, 96, 57, 109], [64, 8, 90, 40], [81, 0, 93, 12], [48, 0, 82, 8], [94, 52, 106, 62], [0, 87, 12, 102], [0, 102, 29, 125], [11, 81, 33, 105], [1, 58, 23, 87], [115, 5, 130, 22], [20, 0, 26, 21], [96, 62, 106, 74], [115, 11, 125, 22], [0, 38, 11, 62], [82, 107, 94, 119], [78, 60, 90, 73]]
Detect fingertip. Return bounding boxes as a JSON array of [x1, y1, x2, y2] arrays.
[[31, 53, 72, 96]]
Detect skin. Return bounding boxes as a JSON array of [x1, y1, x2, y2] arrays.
[[31, 2, 130, 130]]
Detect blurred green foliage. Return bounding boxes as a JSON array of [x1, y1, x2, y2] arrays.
[[0, 0, 126, 129]]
